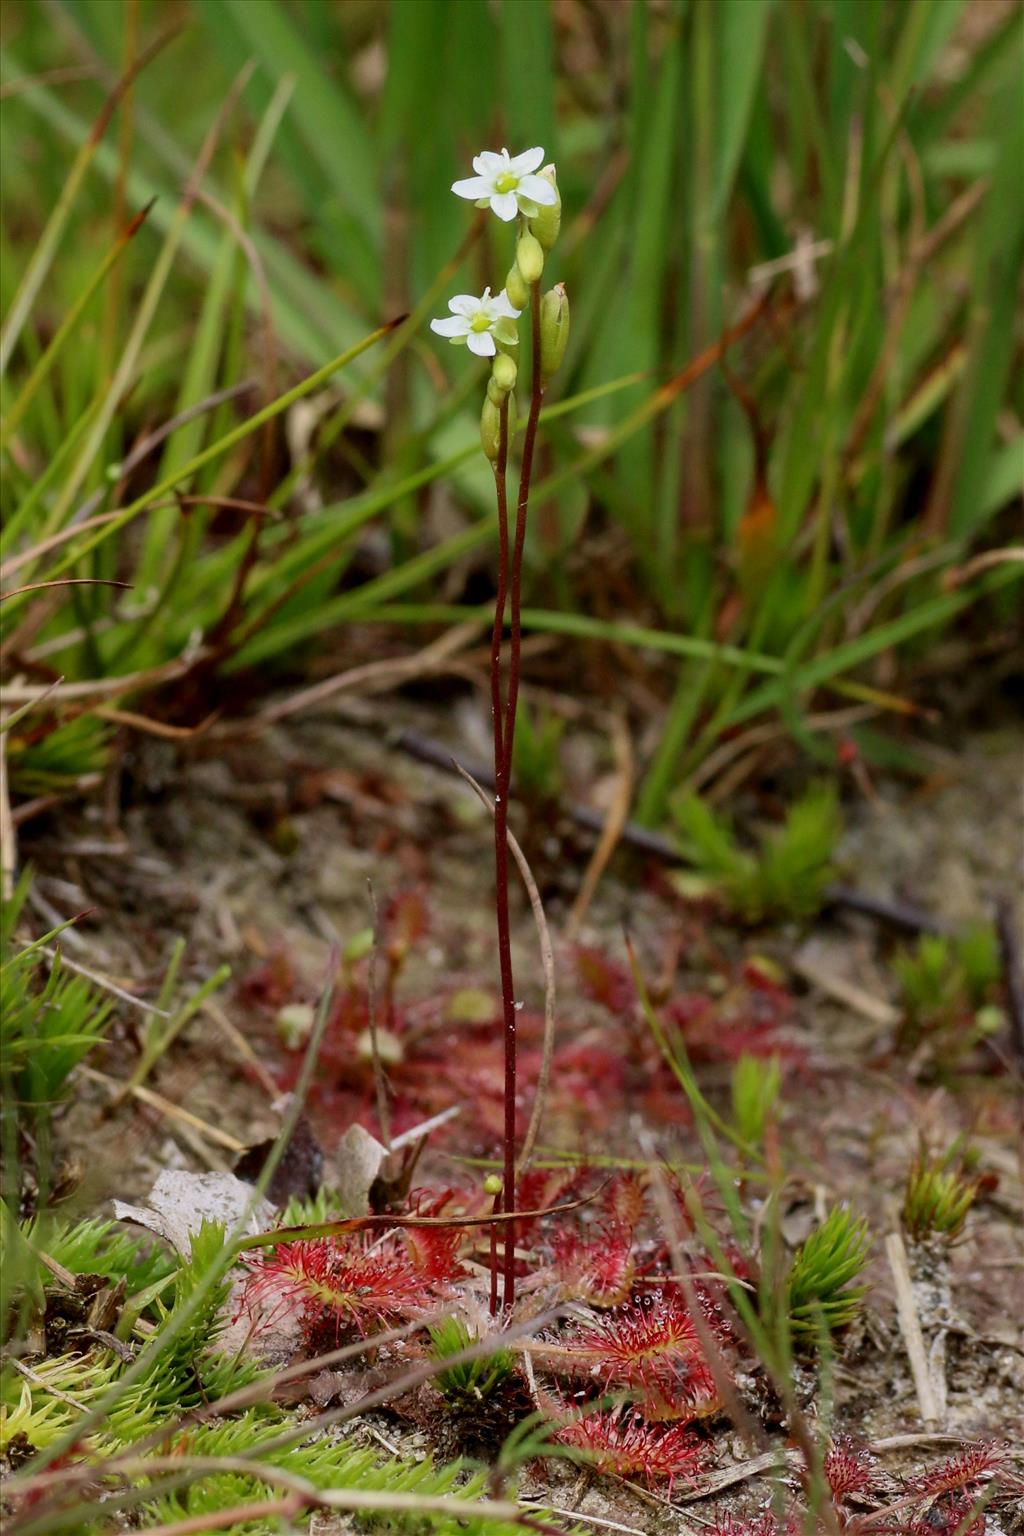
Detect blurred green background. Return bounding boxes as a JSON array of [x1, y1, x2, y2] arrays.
[[1, 0, 1021, 825]]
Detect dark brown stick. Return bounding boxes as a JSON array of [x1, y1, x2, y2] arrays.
[[392, 723, 952, 939], [996, 898, 1024, 1073]]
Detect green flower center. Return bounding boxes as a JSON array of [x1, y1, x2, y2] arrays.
[[470, 312, 492, 333], [494, 171, 519, 195]]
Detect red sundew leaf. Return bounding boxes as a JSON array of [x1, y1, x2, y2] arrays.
[[554, 1404, 706, 1493], [742, 960, 792, 1004], [603, 1173, 648, 1230], [909, 1443, 1006, 1496], [668, 990, 717, 1029], [548, 1041, 626, 1116], [239, 1233, 445, 1344], [238, 948, 297, 1012], [515, 1166, 583, 1247], [575, 946, 635, 1013], [555, 1288, 719, 1421], [904, 1494, 988, 1536], [825, 1437, 875, 1501], [385, 888, 428, 963], [551, 1220, 636, 1308], [401, 1223, 466, 1284]]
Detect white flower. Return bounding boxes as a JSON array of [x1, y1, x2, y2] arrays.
[[451, 147, 558, 223], [430, 287, 521, 359]]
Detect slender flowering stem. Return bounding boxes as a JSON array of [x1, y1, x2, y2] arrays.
[[490, 399, 511, 776], [489, 396, 510, 1317], [497, 279, 545, 1310], [490, 400, 517, 1310]]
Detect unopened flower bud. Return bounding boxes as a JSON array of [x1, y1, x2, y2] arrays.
[[515, 230, 545, 286], [504, 264, 529, 310], [480, 396, 502, 462], [491, 354, 518, 394], [528, 164, 561, 251], [539, 283, 570, 384], [484, 1173, 503, 1197]]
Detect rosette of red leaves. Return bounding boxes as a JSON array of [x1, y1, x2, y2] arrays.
[[555, 1403, 705, 1493], [903, 1443, 1007, 1536], [554, 1286, 719, 1420], [239, 1225, 459, 1348], [550, 1221, 635, 1307]]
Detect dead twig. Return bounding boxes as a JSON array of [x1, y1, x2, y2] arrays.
[[365, 878, 392, 1150], [79, 1065, 245, 1154], [0, 731, 15, 900], [250, 622, 481, 727], [119, 1497, 304, 1536], [566, 711, 634, 942], [357, 716, 955, 937], [885, 1230, 941, 1425], [995, 897, 1024, 1074]]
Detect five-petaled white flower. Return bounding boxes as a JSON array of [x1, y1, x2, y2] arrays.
[[430, 288, 521, 358], [452, 147, 558, 223]]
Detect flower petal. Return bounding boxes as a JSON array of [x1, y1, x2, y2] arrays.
[[489, 289, 522, 319], [452, 175, 491, 200], [489, 190, 519, 222], [473, 151, 506, 175], [448, 294, 482, 317], [430, 316, 470, 337], [508, 146, 545, 175], [466, 330, 496, 357], [517, 174, 557, 205]]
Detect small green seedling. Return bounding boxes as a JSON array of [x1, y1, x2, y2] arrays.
[[511, 702, 565, 805], [894, 924, 1002, 1060], [785, 1206, 870, 1337], [902, 1145, 978, 1243], [428, 1315, 515, 1403], [1, 874, 111, 1198], [672, 782, 840, 922]]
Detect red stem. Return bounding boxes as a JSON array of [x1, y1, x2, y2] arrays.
[[488, 397, 510, 1318], [495, 282, 545, 1311]]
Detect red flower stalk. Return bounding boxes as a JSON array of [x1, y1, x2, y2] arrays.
[[240, 1231, 453, 1345], [555, 1404, 705, 1492], [550, 1221, 635, 1308], [557, 1288, 719, 1420]]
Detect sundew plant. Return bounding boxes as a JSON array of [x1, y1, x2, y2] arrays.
[[0, 5, 1021, 1534], [432, 143, 568, 1312]]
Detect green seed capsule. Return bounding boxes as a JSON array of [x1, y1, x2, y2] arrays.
[[539, 283, 570, 385], [504, 263, 529, 311], [528, 164, 561, 252], [480, 396, 502, 462], [515, 231, 545, 286], [491, 354, 517, 394]]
